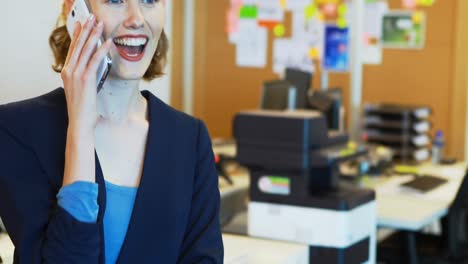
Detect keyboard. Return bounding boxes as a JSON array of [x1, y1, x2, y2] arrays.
[[400, 175, 448, 193]]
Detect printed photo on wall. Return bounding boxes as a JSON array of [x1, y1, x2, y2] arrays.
[[323, 25, 350, 72], [382, 11, 426, 49]]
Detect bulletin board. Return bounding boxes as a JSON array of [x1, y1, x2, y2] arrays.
[[192, 0, 462, 156]]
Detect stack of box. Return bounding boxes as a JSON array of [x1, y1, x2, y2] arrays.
[[233, 110, 376, 264], [363, 103, 432, 163]]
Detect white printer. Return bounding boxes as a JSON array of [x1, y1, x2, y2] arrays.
[[233, 110, 376, 264]]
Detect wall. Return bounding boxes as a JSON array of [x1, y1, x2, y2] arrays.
[[192, 0, 466, 158], [2, 1, 172, 105]]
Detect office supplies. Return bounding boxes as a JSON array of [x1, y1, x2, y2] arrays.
[[400, 175, 448, 193], [363, 103, 432, 163]]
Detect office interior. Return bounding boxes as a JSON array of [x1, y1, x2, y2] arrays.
[[2, 0, 468, 263]]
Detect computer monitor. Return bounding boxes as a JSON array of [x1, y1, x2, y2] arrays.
[[285, 68, 313, 109], [260, 80, 296, 110]]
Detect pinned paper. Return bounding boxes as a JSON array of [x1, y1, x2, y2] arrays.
[[286, 0, 311, 10], [273, 39, 314, 74], [258, 6, 284, 29], [362, 0, 388, 64], [274, 24, 286, 37], [236, 20, 268, 67]]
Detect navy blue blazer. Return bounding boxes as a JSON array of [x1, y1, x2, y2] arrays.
[[0, 88, 223, 263]]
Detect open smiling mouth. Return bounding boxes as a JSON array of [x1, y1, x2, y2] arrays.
[[113, 35, 149, 62]]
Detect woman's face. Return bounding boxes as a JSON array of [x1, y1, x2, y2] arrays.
[[89, 0, 165, 80]]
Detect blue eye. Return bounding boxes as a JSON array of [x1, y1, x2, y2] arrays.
[[107, 0, 123, 4], [141, 0, 157, 4]]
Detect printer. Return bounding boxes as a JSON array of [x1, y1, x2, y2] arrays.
[[233, 110, 376, 264]]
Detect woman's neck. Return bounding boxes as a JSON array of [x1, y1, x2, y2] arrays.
[[96, 76, 147, 124]]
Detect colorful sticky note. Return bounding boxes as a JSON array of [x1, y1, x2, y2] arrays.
[[226, 8, 239, 34], [402, 0, 417, 9], [412, 11, 423, 24], [337, 4, 348, 16], [337, 17, 347, 28], [274, 24, 286, 37], [308, 47, 320, 59], [418, 0, 435, 6], [240, 5, 258, 19], [305, 4, 318, 20], [279, 0, 287, 9]]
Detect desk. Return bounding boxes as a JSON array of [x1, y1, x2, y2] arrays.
[[223, 234, 309, 264], [362, 162, 466, 231], [214, 143, 466, 230], [214, 142, 467, 264]]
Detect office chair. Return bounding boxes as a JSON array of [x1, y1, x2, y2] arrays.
[[377, 169, 468, 264]]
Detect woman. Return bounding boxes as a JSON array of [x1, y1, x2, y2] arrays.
[[0, 0, 223, 263]]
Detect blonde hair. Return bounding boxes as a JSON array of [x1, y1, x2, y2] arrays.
[[49, 0, 169, 81]]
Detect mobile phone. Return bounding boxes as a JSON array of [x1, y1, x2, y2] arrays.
[[66, 0, 112, 93]]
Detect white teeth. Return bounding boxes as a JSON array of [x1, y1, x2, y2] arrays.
[[114, 37, 147, 46]]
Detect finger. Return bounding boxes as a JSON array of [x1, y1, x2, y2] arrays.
[[66, 14, 97, 71], [84, 39, 113, 80], [75, 21, 104, 74], [64, 22, 82, 68]]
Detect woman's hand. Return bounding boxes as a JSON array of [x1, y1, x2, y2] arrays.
[[61, 14, 112, 137], [61, 14, 113, 186]]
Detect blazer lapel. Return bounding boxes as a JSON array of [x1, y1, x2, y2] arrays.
[[116, 91, 182, 263]]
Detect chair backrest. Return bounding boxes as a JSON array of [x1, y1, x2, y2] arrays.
[[447, 168, 468, 258]]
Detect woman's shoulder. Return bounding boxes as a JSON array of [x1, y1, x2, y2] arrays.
[[0, 88, 67, 144]]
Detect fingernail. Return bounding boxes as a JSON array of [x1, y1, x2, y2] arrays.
[[88, 14, 95, 22]]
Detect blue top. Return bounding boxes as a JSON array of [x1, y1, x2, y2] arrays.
[[57, 181, 138, 264]]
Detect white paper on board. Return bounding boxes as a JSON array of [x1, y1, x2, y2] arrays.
[[236, 20, 268, 68], [256, 0, 281, 9], [363, 0, 388, 64], [273, 38, 314, 75], [286, 0, 311, 10], [258, 6, 285, 22], [292, 11, 324, 61], [365, 1, 389, 40]]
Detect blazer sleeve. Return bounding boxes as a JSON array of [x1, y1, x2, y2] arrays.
[[0, 127, 101, 264], [178, 120, 224, 264]]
